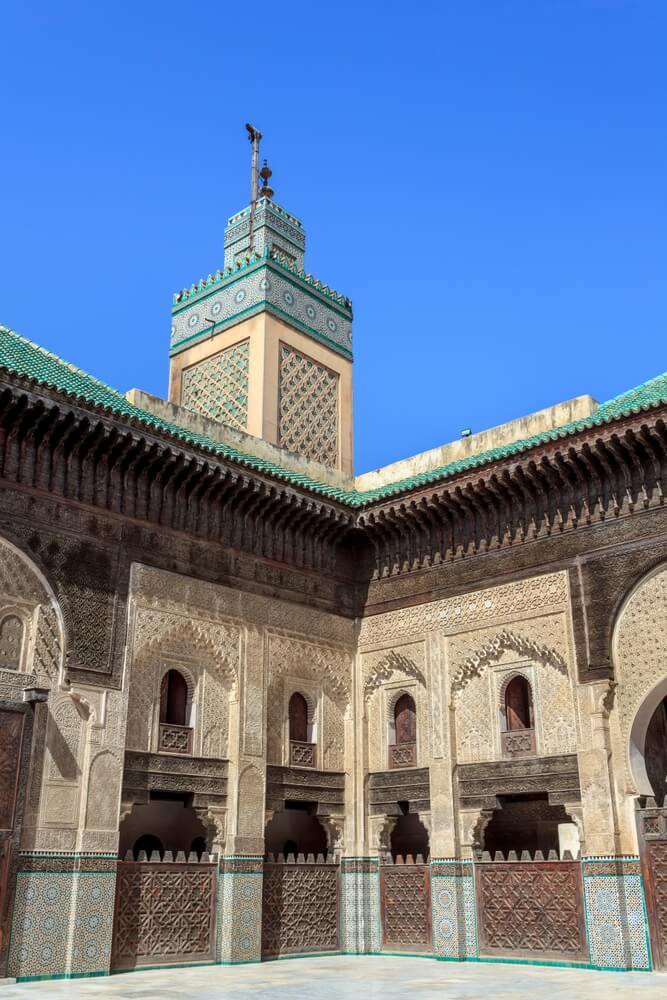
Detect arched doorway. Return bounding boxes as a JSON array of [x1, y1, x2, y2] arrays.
[[481, 794, 578, 859], [262, 808, 338, 957], [389, 810, 429, 862], [634, 687, 667, 969], [381, 810, 431, 951], [264, 805, 328, 859]]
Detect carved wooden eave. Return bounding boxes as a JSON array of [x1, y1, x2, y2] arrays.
[[1, 371, 666, 588], [357, 407, 667, 579], [0, 376, 356, 577]]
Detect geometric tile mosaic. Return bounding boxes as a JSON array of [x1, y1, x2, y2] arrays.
[[218, 870, 263, 964], [431, 869, 477, 960], [8, 871, 115, 980], [583, 872, 651, 971], [181, 340, 249, 430], [340, 863, 382, 954]]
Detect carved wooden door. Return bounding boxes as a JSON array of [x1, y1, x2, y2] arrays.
[[111, 861, 217, 970], [0, 709, 25, 969], [262, 859, 339, 956], [476, 859, 587, 962], [381, 863, 431, 950], [638, 806, 667, 969]]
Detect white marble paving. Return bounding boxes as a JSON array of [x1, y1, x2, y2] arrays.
[[1, 956, 667, 999]]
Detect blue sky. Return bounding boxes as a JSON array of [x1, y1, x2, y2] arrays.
[[2, 1, 665, 474]]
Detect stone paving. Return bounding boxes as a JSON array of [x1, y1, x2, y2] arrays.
[[1, 956, 667, 999]]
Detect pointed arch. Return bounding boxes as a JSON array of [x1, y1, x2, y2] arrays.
[[134, 610, 240, 689], [364, 649, 427, 701], [451, 629, 566, 698], [0, 533, 65, 678]]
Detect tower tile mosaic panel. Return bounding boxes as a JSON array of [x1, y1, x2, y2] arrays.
[[181, 340, 250, 430], [431, 861, 477, 960], [218, 857, 263, 964], [279, 343, 338, 467], [171, 262, 353, 359], [340, 859, 382, 954], [224, 199, 306, 270], [582, 858, 651, 971]]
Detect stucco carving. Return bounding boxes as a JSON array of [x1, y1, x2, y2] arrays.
[[363, 647, 427, 700], [612, 563, 667, 791], [359, 571, 568, 647], [451, 629, 567, 696]]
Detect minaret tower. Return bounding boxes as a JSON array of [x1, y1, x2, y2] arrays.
[[168, 127, 353, 475]]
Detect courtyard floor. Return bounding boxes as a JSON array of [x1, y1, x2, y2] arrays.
[[1, 956, 667, 999]]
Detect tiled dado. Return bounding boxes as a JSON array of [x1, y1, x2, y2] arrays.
[[218, 856, 263, 964], [582, 857, 651, 971], [430, 860, 477, 960], [340, 858, 382, 954], [8, 853, 116, 981]]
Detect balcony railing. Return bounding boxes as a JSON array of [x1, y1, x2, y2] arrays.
[[290, 740, 316, 767], [389, 742, 416, 769], [158, 722, 193, 755], [501, 728, 536, 758]]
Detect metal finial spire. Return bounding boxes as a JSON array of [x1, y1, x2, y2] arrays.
[[245, 123, 262, 203], [245, 123, 263, 256], [258, 159, 274, 199]]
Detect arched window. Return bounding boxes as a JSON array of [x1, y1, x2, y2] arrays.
[[0, 615, 24, 671], [289, 692, 309, 743], [160, 669, 188, 726], [395, 693, 416, 744], [390, 693, 417, 768], [288, 692, 315, 766], [504, 676, 532, 731]]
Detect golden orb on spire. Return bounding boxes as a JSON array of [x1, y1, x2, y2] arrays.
[[258, 159, 274, 199]]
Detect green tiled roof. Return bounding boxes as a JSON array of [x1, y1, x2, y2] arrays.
[[0, 324, 665, 509]]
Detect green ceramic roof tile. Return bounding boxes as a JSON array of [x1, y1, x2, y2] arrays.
[[0, 324, 665, 510]]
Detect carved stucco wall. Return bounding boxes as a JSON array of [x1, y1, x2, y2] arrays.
[[359, 571, 582, 855], [266, 633, 352, 772], [359, 572, 577, 768], [362, 642, 428, 773], [449, 615, 577, 763], [125, 610, 240, 758], [127, 564, 355, 851]]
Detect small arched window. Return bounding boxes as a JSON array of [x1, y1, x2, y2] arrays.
[[289, 692, 309, 743], [160, 669, 188, 726], [504, 675, 533, 731], [0, 615, 24, 671], [394, 693, 416, 744]]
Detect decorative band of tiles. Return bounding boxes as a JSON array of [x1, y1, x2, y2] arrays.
[[340, 858, 380, 874], [221, 856, 264, 875], [582, 858, 642, 877], [431, 859, 474, 878], [17, 852, 118, 874]]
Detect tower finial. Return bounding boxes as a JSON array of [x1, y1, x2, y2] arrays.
[[259, 159, 274, 199], [245, 123, 262, 204]]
